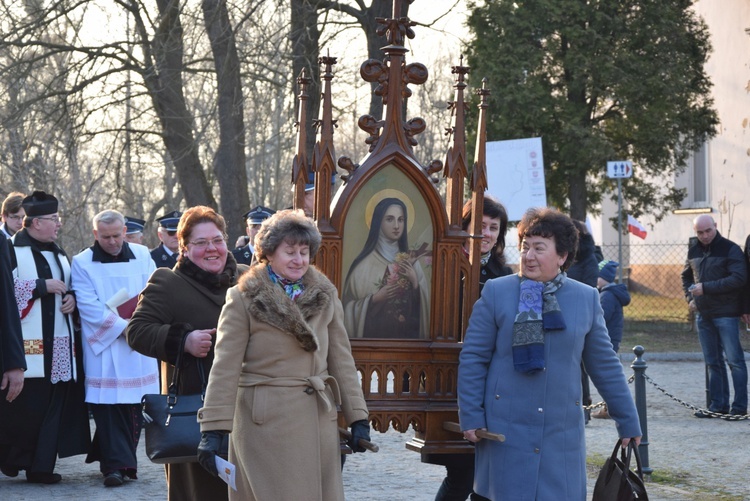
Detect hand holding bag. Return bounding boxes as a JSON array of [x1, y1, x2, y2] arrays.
[[592, 439, 649, 501], [141, 335, 227, 464]]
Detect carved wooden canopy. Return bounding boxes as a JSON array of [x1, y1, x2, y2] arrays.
[[291, 0, 491, 457]]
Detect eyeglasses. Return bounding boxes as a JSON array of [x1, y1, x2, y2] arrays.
[[6, 215, 24, 221], [167, 230, 177, 237], [188, 237, 226, 249], [36, 216, 62, 224]]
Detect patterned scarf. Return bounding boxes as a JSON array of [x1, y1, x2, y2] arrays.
[[512, 273, 566, 374], [268, 266, 305, 301]]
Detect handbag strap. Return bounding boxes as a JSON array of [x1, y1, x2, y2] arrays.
[[614, 439, 645, 484], [168, 332, 210, 397]]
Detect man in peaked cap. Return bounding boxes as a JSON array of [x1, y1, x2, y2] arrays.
[[232, 205, 275, 265], [302, 171, 337, 218], [123, 216, 146, 245], [1, 190, 90, 484], [150, 210, 182, 268]]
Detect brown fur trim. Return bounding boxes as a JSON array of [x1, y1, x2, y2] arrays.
[[238, 264, 336, 351]]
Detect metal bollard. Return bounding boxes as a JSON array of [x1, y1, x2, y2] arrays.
[[631, 345, 652, 475]]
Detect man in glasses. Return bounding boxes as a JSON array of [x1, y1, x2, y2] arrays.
[[0, 191, 90, 484], [150, 210, 182, 268], [71, 209, 159, 487], [1, 192, 25, 238]]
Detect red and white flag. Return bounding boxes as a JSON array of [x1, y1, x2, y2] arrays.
[[627, 215, 647, 240]]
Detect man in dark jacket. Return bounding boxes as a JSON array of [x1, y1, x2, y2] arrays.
[[681, 214, 747, 418], [0, 232, 25, 403]]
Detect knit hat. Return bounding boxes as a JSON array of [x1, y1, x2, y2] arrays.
[[598, 260, 618, 283]]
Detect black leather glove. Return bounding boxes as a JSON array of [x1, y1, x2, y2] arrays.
[[197, 431, 227, 477], [348, 419, 370, 453]]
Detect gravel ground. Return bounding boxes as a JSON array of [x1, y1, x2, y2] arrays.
[[1, 357, 747, 500]]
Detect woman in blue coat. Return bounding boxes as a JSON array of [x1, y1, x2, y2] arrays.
[[458, 208, 641, 501]]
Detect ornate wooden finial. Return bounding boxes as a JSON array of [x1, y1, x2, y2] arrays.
[[471, 77, 490, 192], [357, 0, 427, 157], [443, 55, 470, 227], [464, 78, 492, 317], [311, 54, 338, 225], [292, 69, 311, 211]]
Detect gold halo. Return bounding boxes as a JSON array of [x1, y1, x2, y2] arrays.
[[365, 189, 415, 233]]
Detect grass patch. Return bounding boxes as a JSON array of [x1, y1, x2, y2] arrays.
[[621, 323, 701, 353], [625, 292, 690, 323]]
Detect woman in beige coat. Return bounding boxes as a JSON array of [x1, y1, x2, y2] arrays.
[[197, 209, 370, 501]]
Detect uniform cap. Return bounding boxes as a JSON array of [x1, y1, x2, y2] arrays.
[[244, 206, 276, 225], [124, 216, 146, 234], [156, 210, 182, 231]]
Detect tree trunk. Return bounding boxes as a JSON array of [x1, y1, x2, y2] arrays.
[[359, 0, 409, 120], [201, 0, 249, 238], [147, 0, 216, 209], [568, 168, 588, 222]]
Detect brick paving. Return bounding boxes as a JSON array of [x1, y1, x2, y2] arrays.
[[1, 357, 748, 500]]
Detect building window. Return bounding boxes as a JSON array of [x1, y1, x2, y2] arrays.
[[676, 141, 709, 208], [691, 141, 708, 204]]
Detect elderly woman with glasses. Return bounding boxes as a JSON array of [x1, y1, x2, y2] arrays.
[[196, 209, 369, 501], [458, 207, 641, 501], [127, 206, 249, 501]]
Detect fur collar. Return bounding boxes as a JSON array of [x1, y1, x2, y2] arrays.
[[238, 263, 336, 352]]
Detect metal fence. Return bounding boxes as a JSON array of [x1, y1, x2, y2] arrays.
[[506, 241, 692, 325], [599, 242, 691, 325]]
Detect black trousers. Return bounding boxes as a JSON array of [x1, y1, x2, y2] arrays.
[[86, 403, 142, 476]]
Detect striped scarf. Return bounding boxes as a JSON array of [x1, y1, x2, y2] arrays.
[[511, 273, 566, 374]]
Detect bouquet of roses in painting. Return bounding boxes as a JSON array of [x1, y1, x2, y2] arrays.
[[378, 243, 431, 324]]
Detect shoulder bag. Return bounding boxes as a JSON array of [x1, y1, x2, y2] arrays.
[[592, 439, 649, 501], [141, 335, 227, 464]]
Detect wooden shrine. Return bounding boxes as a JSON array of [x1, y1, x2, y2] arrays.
[[291, 0, 491, 461]]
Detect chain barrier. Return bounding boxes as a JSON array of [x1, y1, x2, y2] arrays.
[[641, 373, 749, 421], [582, 375, 635, 412]]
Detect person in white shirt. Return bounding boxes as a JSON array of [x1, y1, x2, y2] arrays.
[[71, 209, 159, 487]]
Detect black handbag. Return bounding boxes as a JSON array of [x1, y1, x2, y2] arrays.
[[592, 439, 649, 501], [141, 336, 227, 464]]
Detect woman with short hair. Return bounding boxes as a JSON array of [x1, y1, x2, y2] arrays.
[[127, 206, 248, 501], [458, 207, 641, 500], [197, 209, 369, 501]]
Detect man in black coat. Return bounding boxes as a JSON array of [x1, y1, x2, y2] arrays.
[[0, 232, 25, 403], [682, 214, 748, 418]]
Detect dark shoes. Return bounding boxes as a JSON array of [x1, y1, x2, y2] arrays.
[[26, 471, 62, 484], [104, 470, 125, 487], [1, 465, 19, 477]]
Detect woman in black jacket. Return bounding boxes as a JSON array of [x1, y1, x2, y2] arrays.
[[430, 196, 512, 501]]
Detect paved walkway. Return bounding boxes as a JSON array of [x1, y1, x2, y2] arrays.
[[1, 356, 748, 500]]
